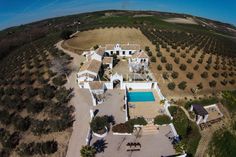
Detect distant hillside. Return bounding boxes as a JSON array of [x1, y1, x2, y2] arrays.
[[0, 10, 236, 61]]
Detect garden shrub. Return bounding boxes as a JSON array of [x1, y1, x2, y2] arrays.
[[90, 116, 109, 134], [112, 117, 147, 133], [112, 123, 133, 133], [154, 115, 171, 125], [80, 145, 96, 157]]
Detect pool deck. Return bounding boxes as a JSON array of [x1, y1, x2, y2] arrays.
[[128, 89, 165, 120]]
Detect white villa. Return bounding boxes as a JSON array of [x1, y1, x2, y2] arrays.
[[105, 43, 140, 56], [78, 43, 149, 85], [57, 41, 183, 157]]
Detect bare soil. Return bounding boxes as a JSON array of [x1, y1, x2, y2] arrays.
[[163, 17, 198, 25], [62, 27, 156, 54]]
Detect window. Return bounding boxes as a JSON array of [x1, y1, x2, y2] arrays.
[[123, 51, 125, 55], [116, 51, 119, 55], [110, 51, 113, 54], [129, 51, 132, 55]]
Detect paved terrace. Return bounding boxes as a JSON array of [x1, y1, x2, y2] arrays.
[[205, 105, 223, 122], [93, 89, 126, 124], [90, 125, 175, 157]]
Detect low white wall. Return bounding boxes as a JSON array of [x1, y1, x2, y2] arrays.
[[204, 104, 224, 117], [104, 82, 113, 89], [88, 89, 97, 106], [124, 87, 129, 121], [169, 123, 179, 137], [122, 82, 157, 89], [113, 132, 132, 136]]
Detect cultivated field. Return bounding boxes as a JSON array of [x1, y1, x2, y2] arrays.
[[163, 17, 198, 25], [62, 27, 236, 101], [62, 27, 156, 54]]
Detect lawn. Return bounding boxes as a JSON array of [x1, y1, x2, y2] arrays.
[[221, 90, 236, 113], [169, 106, 201, 156], [208, 129, 236, 157], [185, 97, 219, 109]]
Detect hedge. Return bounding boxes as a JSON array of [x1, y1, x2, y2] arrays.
[[154, 115, 171, 125], [112, 117, 147, 133]]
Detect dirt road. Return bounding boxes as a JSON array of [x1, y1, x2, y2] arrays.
[[56, 41, 92, 157]]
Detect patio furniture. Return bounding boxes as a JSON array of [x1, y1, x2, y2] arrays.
[[127, 149, 140, 152], [129, 104, 136, 108], [126, 143, 131, 147]]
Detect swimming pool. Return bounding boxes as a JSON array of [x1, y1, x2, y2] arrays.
[[127, 92, 155, 102]]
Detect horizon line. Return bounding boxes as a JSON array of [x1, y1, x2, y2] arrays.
[[1, 9, 235, 31]]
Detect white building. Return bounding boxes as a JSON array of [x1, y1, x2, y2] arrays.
[[89, 81, 106, 95], [77, 59, 102, 84], [190, 104, 209, 124], [85, 47, 105, 62], [128, 50, 149, 72], [105, 43, 140, 56]]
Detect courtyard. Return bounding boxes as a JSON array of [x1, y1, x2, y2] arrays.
[[93, 89, 126, 124]]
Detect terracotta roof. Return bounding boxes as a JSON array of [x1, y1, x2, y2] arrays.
[[95, 47, 106, 56], [79, 59, 101, 74], [103, 57, 113, 64], [105, 44, 140, 51], [89, 81, 104, 90], [132, 51, 149, 59]]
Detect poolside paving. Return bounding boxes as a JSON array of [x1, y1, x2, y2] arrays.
[[90, 125, 175, 157], [128, 89, 165, 120]]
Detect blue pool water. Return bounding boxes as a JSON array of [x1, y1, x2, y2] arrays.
[[127, 92, 155, 102]]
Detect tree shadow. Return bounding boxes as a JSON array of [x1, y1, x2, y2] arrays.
[[107, 115, 116, 125], [92, 139, 108, 153]]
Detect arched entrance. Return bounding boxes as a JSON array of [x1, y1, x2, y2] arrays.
[[110, 73, 123, 89], [113, 79, 121, 88]]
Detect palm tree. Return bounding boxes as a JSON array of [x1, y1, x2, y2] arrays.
[[80, 145, 96, 157]]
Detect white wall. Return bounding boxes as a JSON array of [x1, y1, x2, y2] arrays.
[[77, 76, 94, 83], [77, 70, 97, 77], [105, 50, 136, 57], [104, 82, 113, 89], [121, 82, 157, 89]]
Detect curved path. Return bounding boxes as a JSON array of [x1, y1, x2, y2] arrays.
[[56, 41, 92, 157], [171, 104, 230, 157], [171, 105, 195, 122]]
